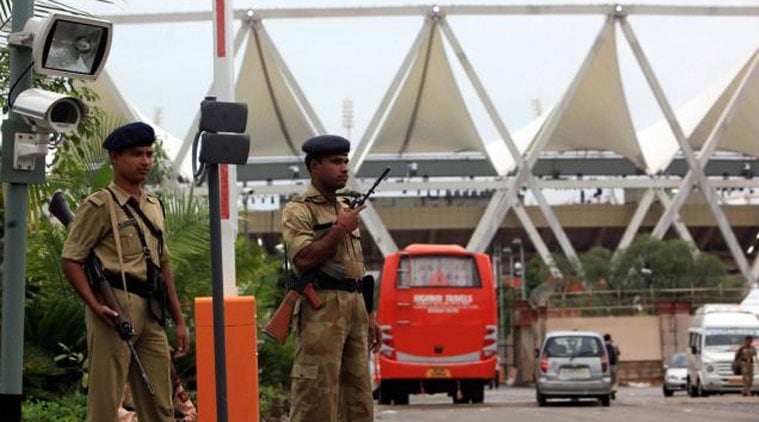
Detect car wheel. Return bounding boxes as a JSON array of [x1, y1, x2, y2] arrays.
[[536, 391, 547, 407], [611, 391, 616, 400], [600, 394, 611, 407], [663, 385, 673, 397]]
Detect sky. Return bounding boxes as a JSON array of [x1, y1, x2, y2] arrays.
[[70, 0, 759, 173]]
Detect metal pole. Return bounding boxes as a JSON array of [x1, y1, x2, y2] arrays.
[[491, 243, 504, 387], [519, 245, 526, 300], [0, 0, 34, 419], [208, 164, 229, 422], [211, 0, 238, 297], [501, 246, 512, 386]]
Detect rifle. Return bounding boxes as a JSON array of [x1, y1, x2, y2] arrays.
[[262, 269, 322, 343], [349, 166, 390, 209], [50, 191, 156, 396], [262, 167, 390, 344]]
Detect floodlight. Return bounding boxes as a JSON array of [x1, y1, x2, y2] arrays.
[[10, 13, 112, 80]]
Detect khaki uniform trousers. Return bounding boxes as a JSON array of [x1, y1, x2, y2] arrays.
[[290, 290, 373, 422], [86, 289, 173, 422], [740, 362, 754, 396]]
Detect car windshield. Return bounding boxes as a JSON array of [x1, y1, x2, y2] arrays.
[[544, 336, 603, 358], [668, 354, 687, 368]]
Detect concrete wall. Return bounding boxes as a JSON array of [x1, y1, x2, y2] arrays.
[[546, 316, 662, 361]]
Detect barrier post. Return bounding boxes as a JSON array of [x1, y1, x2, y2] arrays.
[[196, 296, 259, 421]]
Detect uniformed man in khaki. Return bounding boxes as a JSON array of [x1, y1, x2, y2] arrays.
[[734, 335, 757, 396], [62, 122, 189, 421], [282, 135, 381, 422]]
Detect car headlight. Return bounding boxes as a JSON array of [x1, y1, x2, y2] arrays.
[[706, 365, 714, 372]]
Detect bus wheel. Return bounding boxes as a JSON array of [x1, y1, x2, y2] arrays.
[[377, 383, 392, 405], [471, 385, 485, 403], [394, 393, 409, 405]]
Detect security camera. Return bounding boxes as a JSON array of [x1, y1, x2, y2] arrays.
[[11, 88, 87, 134]]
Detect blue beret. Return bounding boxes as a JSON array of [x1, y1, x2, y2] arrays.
[[102, 122, 155, 151], [302, 135, 350, 156]]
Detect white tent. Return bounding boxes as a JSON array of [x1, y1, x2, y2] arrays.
[[369, 21, 485, 156], [688, 49, 759, 158], [487, 22, 645, 175], [530, 22, 644, 170], [76, 70, 186, 172], [235, 22, 320, 157], [638, 49, 759, 174]]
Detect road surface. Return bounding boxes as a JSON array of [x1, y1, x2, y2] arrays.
[[374, 386, 759, 421]]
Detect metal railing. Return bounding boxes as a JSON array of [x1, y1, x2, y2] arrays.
[[546, 286, 749, 316]]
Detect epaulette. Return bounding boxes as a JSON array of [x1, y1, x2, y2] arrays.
[[85, 190, 109, 207], [288, 194, 306, 203], [146, 192, 166, 218]]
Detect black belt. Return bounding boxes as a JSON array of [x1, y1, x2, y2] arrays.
[[314, 277, 363, 293], [104, 271, 151, 298]]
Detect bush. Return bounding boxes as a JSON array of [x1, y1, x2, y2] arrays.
[[22, 393, 86, 422], [260, 385, 290, 421]]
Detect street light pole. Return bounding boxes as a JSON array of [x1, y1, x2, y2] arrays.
[[501, 246, 512, 386], [0, 1, 35, 419]]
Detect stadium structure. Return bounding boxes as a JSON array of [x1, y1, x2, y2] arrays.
[[89, 4, 758, 284]]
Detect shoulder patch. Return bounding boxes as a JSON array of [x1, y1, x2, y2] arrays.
[[85, 190, 109, 207]]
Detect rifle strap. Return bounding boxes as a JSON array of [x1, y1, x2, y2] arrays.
[[106, 188, 163, 267], [106, 190, 134, 324]]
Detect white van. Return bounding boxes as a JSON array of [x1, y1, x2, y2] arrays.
[[687, 304, 759, 396]]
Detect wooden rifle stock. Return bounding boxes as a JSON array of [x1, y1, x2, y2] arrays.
[[263, 283, 322, 344], [49, 191, 156, 396]]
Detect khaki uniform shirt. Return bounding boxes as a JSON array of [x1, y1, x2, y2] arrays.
[[281, 184, 365, 280], [62, 182, 170, 281], [737, 345, 757, 364]]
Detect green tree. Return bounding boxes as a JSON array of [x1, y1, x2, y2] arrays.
[[580, 246, 613, 287], [610, 234, 727, 290]]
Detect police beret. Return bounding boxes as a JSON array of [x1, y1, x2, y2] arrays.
[[102, 122, 155, 151], [302, 135, 350, 156]]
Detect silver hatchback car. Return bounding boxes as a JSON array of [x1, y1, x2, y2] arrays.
[[535, 331, 612, 406]]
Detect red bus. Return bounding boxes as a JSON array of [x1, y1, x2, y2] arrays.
[[373, 244, 498, 405]]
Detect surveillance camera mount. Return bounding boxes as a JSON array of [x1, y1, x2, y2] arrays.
[[12, 132, 49, 171]]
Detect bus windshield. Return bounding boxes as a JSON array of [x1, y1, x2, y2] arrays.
[[396, 255, 481, 288], [704, 328, 759, 347]]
